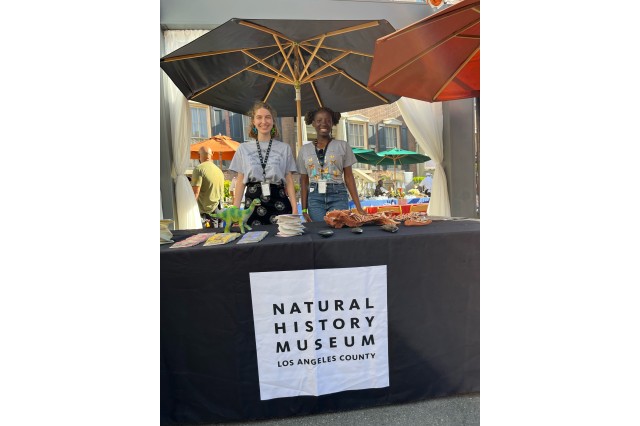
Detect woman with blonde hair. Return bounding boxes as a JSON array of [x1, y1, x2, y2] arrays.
[[229, 101, 298, 225]]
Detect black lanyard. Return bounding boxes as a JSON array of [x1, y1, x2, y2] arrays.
[[314, 139, 332, 167], [256, 139, 273, 181]]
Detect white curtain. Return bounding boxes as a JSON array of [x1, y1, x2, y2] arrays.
[[162, 30, 209, 230], [397, 97, 451, 217]]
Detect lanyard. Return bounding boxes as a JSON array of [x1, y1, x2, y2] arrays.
[[314, 139, 332, 168], [256, 139, 273, 181]]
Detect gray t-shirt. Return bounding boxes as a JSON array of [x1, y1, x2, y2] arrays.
[[295, 139, 357, 184], [229, 139, 298, 184]]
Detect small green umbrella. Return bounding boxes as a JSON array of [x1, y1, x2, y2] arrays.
[[351, 147, 382, 164], [360, 147, 431, 184]]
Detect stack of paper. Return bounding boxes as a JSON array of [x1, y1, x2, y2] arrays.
[[274, 214, 305, 237], [161, 219, 174, 244]]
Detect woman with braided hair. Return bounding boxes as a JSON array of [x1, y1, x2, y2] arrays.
[[296, 106, 365, 222]]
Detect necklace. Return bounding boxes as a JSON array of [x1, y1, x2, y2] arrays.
[[312, 138, 330, 149]]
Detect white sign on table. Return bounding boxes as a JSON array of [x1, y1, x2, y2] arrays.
[[250, 265, 389, 400]]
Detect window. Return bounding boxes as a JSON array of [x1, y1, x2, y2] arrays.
[[211, 108, 225, 136], [229, 112, 245, 142], [342, 114, 370, 169], [380, 118, 403, 150], [343, 114, 369, 148], [384, 126, 399, 149], [368, 124, 376, 151], [347, 122, 365, 148], [190, 104, 210, 143], [242, 115, 252, 141]]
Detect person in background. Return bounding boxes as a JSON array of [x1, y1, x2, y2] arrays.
[[374, 179, 387, 196], [420, 175, 433, 195], [229, 101, 298, 226], [296, 106, 365, 222], [192, 146, 225, 228]]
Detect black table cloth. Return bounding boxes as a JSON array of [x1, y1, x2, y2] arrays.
[[161, 220, 479, 425]]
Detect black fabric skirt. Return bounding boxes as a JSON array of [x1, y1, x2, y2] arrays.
[[244, 182, 292, 226]]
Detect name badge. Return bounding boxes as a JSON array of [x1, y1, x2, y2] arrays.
[[318, 181, 327, 194], [261, 182, 271, 196]]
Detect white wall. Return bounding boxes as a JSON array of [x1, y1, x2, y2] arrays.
[[161, 0, 433, 30]]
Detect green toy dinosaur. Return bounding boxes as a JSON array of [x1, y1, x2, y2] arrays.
[[213, 198, 261, 234]]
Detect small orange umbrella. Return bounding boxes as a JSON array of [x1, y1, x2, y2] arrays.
[[190, 135, 241, 165], [367, 0, 479, 102]]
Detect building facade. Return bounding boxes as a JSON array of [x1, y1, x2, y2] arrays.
[[188, 101, 430, 185]]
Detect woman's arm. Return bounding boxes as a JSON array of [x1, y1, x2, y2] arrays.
[[285, 172, 298, 214], [343, 166, 365, 214], [233, 173, 246, 208], [300, 174, 311, 222]]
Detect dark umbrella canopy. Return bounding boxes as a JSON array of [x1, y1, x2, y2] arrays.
[[161, 18, 400, 148]]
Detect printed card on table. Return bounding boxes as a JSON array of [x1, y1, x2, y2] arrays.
[[202, 233, 241, 246], [169, 233, 215, 248], [236, 231, 269, 244]]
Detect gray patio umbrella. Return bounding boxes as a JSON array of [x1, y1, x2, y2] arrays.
[[160, 18, 400, 149]]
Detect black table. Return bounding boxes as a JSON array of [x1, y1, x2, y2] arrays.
[[161, 220, 479, 425]]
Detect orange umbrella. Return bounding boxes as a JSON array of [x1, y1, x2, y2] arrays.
[[190, 135, 241, 165], [367, 0, 479, 102]]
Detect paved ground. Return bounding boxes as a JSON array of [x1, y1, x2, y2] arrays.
[[216, 393, 480, 426]]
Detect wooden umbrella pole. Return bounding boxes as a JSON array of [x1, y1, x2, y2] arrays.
[[296, 86, 302, 154], [393, 159, 397, 187]]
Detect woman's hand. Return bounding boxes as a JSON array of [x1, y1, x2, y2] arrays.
[[356, 208, 367, 215], [233, 173, 246, 208], [302, 212, 312, 223]]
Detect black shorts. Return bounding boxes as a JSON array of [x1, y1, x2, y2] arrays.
[[244, 182, 292, 226]]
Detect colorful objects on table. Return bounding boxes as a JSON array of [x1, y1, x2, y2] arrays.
[[404, 218, 433, 227], [213, 199, 261, 234]]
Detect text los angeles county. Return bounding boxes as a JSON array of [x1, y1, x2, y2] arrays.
[[271, 297, 378, 367]]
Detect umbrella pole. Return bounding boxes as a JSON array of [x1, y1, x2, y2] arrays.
[[394, 159, 397, 188], [296, 95, 302, 153]]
